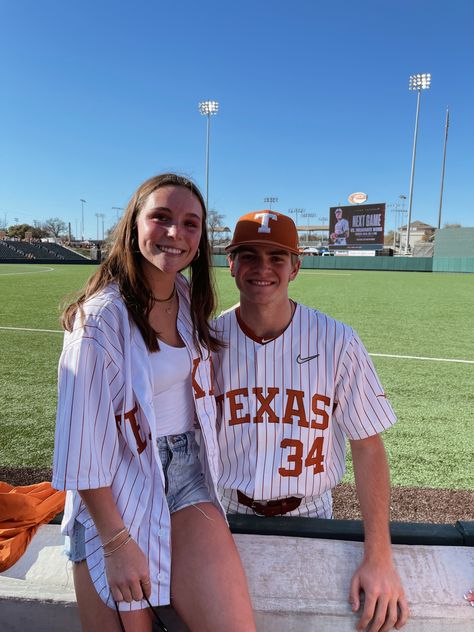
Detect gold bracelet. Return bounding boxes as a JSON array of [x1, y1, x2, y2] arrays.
[[103, 535, 132, 558], [102, 527, 128, 550]]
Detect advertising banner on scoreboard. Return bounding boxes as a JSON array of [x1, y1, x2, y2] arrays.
[[328, 203, 386, 250]]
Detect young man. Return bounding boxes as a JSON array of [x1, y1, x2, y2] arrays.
[[331, 207, 350, 245], [212, 210, 408, 632]]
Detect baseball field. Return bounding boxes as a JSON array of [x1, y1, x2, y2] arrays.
[[0, 263, 473, 493]]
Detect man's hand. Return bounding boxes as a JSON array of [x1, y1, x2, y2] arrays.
[[349, 557, 409, 632]]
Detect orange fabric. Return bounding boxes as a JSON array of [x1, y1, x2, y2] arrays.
[[0, 481, 66, 572]]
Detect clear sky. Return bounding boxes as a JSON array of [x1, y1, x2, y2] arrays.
[[1, 0, 473, 239]]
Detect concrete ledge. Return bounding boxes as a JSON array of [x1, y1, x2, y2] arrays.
[[1, 525, 473, 631]]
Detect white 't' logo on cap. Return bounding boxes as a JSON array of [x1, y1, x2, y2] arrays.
[[254, 212, 277, 233]]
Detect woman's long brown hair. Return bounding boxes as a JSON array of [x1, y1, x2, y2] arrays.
[[62, 173, 221, 355]]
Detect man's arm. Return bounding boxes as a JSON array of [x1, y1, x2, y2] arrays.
[[349, 434, 409, 632]]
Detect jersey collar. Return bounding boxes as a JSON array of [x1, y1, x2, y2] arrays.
[[235, 301, 298, 345]]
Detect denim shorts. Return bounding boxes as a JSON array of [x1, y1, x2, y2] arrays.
[[65, 430, 211, 562]]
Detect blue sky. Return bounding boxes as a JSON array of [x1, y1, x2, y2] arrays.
[[1, 0, 473, 239]]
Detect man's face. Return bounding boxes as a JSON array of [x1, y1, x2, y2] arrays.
[[228, 244, 300, 306], [335, 210, 342, 220]]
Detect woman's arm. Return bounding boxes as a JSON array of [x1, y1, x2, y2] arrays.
[[79, 487, 151, 603]]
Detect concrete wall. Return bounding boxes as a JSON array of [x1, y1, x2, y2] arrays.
[[1, 525, 473, 631]]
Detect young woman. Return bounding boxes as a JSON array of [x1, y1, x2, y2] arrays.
[[52, 174, 255, 631]]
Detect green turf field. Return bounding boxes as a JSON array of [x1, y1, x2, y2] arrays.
[[0, 263, 473, 490]]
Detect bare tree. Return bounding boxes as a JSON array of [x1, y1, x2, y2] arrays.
[[43, 217, 67, 238], [207, 209, 227, 250]]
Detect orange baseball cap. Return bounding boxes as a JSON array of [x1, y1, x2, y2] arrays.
[[225, 210, 300, 255]]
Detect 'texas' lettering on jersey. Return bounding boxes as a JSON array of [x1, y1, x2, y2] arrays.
[[216, 387, 331, 429]]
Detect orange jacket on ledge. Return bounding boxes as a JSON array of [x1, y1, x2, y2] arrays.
[[0, 481, 66, 572]]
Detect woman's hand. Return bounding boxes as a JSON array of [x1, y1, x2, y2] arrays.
[[104, 536, 151, 603]]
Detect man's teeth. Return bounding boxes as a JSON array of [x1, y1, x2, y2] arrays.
[[251, 280, 272, 286]]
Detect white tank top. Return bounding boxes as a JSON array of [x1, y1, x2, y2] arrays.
[[149, 341, 195, 437]]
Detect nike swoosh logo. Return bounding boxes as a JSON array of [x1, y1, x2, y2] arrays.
[[296, 353, 319, 364]]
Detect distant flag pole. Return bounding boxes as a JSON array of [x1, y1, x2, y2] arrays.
[[437, 107, 450, 230]]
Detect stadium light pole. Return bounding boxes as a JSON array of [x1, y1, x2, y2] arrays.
[[388, 195, 407, 251], [319, 216, 328, 246], [288, 208, 304, 226], [437, 107, 450, 229], [302, 212, 316, 241], [80, 199, 86, 241], [406, 73, 431, 255], [112, 207, 124, 223], [198, 100, 219, 212], [264, 197, 278, 209]]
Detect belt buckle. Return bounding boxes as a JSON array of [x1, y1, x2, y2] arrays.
[[250, 501, 267, 517]]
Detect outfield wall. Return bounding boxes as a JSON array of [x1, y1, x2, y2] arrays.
[[2, 255, 474, 273], [213, 255, 435, 272], [212, 254, 474, 273], [299, 256, 433, 272], [432, 257, 474, 273]]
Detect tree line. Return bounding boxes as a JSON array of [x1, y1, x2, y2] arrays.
[[2, 218, 69, 240]]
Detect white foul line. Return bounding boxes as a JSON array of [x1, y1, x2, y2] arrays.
[[0, 326, 62, 333], [370, 353, 474, 365], [0, 267, 55, 276], [0, 326, 472, 364]]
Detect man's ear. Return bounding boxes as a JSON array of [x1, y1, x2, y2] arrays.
[[227, 254, 235, 277], [289, 258, 301, 282]]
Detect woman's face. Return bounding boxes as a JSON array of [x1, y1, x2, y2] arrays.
[[136, 185, 203, 280]]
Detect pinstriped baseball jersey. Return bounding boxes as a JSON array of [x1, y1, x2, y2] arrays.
[[52, 275, 221, 611], [212, 303, 396, 518]]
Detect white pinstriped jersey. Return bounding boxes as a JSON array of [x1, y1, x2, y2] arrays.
[[52, 275, 221, 611], [212, 304, 396, 518]]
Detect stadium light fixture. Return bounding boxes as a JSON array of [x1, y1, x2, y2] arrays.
[[288, 208, 304, 226], [406, 73, 432, 254], [112, 207, 124, 223], [198, 100, 219, 212], [264, 197, 278, 209]]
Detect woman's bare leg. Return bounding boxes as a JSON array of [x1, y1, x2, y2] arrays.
[[170, 503, 256, 632], [73, 561, 152, 632]]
